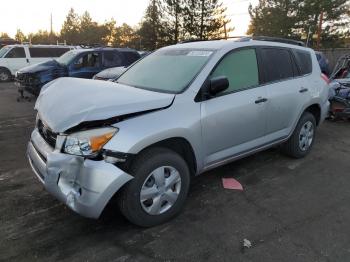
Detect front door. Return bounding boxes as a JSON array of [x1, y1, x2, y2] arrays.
[[4, 47, 28, 74], [201, 48, 268, 167]]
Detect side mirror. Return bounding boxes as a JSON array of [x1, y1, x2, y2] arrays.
[[209, 76, 229, 96]]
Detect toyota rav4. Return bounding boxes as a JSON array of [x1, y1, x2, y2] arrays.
[[27, 38, 329, 227]]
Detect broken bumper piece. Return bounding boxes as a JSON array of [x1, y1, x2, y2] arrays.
[[27, 129, 133, 219]]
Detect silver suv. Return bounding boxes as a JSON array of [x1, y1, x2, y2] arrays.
[[27, 38, 329, 226]]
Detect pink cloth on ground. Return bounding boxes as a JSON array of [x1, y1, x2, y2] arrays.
[[222, 178, 243, 191]]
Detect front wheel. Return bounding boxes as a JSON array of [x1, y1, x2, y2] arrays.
[[282, 112, 316, 158], [0, 68, 11, 82], [118, 147, 190, 227]]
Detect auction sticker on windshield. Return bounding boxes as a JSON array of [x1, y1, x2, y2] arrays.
[[187, 51, 213, 57]]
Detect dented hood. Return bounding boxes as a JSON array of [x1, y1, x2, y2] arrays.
[[35, 77, 175, 132]]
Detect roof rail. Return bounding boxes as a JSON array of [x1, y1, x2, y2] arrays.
[[178, 36, 248, 44], [177, 35, 305, 47], [77, 43, 114, 49], [251, 36, 305, 46]]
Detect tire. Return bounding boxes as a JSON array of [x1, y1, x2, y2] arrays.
[[282, 112, 316, 159], [0, 68, 11, 82], [118, 147, 190, 227]]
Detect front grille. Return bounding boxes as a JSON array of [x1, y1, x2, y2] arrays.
[[16, 72, 38, 85], [37, 119, 57, 148]]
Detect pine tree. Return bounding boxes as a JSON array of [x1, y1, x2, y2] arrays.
[[163, 0, 185, 44], [183, 0, 231, 40], [139, 0, 167, 50], [60, 8, 81, 44], [248, 0, 350, 47]]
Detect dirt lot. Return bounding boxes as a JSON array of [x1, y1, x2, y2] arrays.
[[0, 81, 350, 262]]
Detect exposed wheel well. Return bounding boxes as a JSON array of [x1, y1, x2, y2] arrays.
[[0, 67, 11, 75], [140, 137, 197, 176], [304, 104, 321, 125]]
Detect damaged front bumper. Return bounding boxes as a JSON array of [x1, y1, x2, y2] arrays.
[[27, 128, 133, 219]]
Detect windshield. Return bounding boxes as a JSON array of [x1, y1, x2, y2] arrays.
[[0, 46, 11, 58], [55, 50, 77, 66], [117, 48, 214, 93]]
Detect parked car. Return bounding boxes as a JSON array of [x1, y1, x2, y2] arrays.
[[0, 44, 74, 82], [27, 38, 329, 227], [93, 51, 147, 81], [15, 47, 140, 95], [315, 51, 331, 77]]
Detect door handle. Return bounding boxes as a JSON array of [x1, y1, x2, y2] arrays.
[[255, 97, 268, 104], [299, 88, 308, 93]]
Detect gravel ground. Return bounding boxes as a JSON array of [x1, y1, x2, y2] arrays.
[[1, 81, 350, 262]]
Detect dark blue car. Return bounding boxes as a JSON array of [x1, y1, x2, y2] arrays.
[[15, 47, 140, 95]]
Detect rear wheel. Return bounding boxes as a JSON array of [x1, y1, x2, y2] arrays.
[[0, 68, 11, 82], [282, 112, 316, 158], [118, 147, 190, 227]]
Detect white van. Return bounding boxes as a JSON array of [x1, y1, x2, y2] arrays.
[[0, 44, 75, 82]]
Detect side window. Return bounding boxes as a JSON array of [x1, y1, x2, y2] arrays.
[[74, 52, 100, 69], [5, 47, 26, 58], [29, 48, 51, 58], [53, 48, 70, 57], [210, 49, 259, 94], [122, 51, 141, 65], [103, 51, 122, 67], [260, 48, 294, 83], [293, 50, 312, 76]]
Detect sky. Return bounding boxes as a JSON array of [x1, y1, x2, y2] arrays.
[[0, 0, 258, 38]]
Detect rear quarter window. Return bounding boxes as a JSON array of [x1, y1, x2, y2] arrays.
[[260, 48, 294, 83], [122, 51, 141, 65], [52, 48, 71, 57], [103, 51, 123, 67], [292, 49, 312, 76]]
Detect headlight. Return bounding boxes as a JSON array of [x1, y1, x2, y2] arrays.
[[63, 127, 117, 156]]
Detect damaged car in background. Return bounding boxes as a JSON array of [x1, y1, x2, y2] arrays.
[[28, 37, 329, 227], [328, 54, 350, 119], [16, 47, 140, 96]]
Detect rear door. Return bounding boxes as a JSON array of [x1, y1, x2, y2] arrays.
[[201, 48, 268, 166], [102, 51, 123, 69], [259, 47, 311, 139], [3, 47, 28, 73], [69, 51, 102, 78]]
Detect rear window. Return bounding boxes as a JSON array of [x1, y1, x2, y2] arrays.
[[260, 48, 294, 83], [293, 50, 312, 75], [29, 47, 71, 58]]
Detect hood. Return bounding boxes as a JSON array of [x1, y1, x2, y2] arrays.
[[35, 77, 175, 133], [18, 59, 64, 74], [95, 66, 127, 80]]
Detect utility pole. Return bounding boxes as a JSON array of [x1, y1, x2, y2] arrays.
[[50, 13, 53, 45], [316, 11, 323, 50], [224, 22, 227, 39]]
